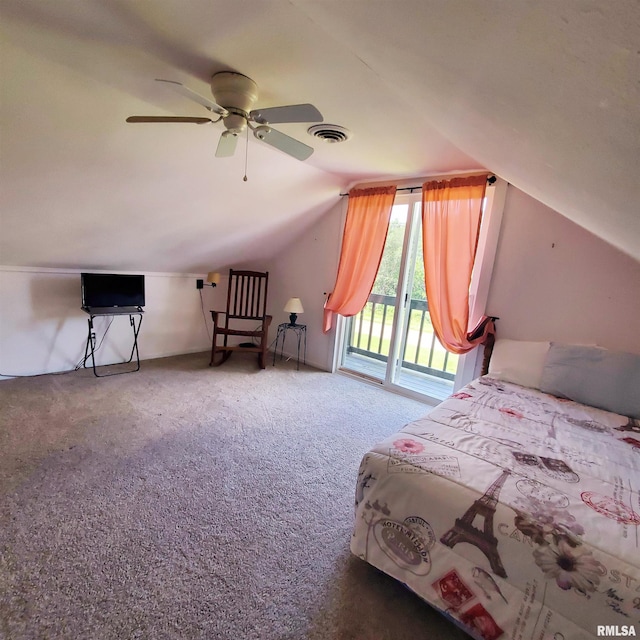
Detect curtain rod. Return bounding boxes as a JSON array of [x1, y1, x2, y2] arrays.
[[339, 174, 496, 197]]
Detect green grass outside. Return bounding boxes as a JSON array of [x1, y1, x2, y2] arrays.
[[350, 303, 458, 375]]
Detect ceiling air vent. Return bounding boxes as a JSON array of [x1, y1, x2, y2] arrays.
[[307, 124, 352, 143]]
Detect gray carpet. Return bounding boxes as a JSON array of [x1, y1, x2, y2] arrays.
[[0, 352, 469, 639]]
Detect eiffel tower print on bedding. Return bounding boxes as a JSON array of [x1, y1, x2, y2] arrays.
[[351, 376, 640, 640]]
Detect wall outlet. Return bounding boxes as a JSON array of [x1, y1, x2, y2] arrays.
[[196, 279, 204, 289]]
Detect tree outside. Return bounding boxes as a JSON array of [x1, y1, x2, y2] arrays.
[[371, 219, 426, 301], [348, 213, 458, 377]]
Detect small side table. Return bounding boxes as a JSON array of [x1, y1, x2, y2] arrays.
[[273, 323, 307, 370]]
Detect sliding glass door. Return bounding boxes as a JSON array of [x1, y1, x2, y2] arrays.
[[339, 192, 458, 401]]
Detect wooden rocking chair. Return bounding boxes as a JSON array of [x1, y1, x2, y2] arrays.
[[210, 270, 272, 369]]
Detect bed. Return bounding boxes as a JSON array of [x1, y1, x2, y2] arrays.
[[351, 341, 640, 640]]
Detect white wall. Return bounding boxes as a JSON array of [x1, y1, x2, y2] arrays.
[[486, 187, 640, 353], [0, 267, 222, 378], [268, 184, 640, 376], [266, 199, 345, 370], [4, 185, 638, 379]]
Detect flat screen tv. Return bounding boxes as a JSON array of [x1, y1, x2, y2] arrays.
[[81, 273, 145, 309]]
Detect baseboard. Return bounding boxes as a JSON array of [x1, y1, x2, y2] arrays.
[[0, 347, 328, 380], [268, 348, 328, 372], [141, 345, 210, 360], [0, 346, 212, 380]]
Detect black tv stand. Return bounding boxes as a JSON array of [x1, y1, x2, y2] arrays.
[[82, 306, 144, 377]]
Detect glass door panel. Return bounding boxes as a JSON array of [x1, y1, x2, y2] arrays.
[[338, 183, 500, 401], [392, 206, 457, 398], [339, 194, 457, 401], [341, 203, 409, 382]]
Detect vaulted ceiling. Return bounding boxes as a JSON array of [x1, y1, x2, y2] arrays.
[[1, 0, 638, 273]]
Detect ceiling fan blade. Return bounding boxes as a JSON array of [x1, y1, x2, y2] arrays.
[[249, 103, 323, 125], [155, 79, 228, 117], [215, 131, 239, 157], [126, 116, 213, 124], [253, 126, 314, 161]]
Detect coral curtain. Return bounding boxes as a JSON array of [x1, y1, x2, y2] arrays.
[[323, 185, 397, 333], [421, 175, 493, 354]]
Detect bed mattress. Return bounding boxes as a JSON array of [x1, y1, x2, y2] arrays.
[[351, 376, 640, 640]]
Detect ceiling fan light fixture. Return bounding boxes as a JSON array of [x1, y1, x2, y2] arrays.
[[307, 124, 352, 143]]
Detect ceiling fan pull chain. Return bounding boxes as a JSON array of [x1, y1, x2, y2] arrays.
[[243, 125, 249, 182]]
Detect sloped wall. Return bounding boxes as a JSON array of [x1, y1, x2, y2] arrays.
[[268, 185, 640, 374], [486, 187, 640, 353], [3, 185, 638, 379]]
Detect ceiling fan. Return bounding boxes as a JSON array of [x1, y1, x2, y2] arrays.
[[126, 71, 323, 161]]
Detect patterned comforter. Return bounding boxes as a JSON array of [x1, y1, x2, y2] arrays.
[[351, 377, 640, 640]]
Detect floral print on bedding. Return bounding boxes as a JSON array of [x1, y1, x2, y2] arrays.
[[351, 377, 640, 640]]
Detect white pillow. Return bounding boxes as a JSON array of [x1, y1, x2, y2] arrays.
[[488, 339, 550, 389]]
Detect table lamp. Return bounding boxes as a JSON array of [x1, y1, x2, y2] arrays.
[[284, 297, 304, 326]]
